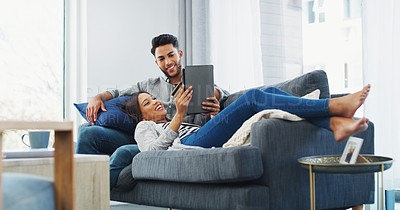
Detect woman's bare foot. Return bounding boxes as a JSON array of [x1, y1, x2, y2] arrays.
[[329, 84, 371, 118], [330, 117, 369, 142]]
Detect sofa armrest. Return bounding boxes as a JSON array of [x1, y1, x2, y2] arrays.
[[250, 119, 374, 210]]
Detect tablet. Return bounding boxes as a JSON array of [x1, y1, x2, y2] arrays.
[[183, 65, 214, 114]]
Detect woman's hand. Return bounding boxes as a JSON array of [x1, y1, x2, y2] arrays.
[[169, 84, 192, 133], [174, 84, 193, 118]]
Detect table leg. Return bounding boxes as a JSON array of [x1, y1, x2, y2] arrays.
[[312, 172, 315, 210], [381, 164, 384, 210], [377, 172, 379, 209], [309, 165, 315, 210], [376, 164, 385, 210]]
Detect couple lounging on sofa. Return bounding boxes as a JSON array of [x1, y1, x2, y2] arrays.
[[79, 70, 375, 209]]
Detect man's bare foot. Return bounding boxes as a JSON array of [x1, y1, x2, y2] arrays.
[[329, 84, 371, 118], [330, 117, 369, 142]]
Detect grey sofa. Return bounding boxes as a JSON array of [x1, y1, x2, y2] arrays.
[[110, 70, 375, 210]]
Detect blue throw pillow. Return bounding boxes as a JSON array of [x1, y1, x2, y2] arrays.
[[74, 96, 136, 134]]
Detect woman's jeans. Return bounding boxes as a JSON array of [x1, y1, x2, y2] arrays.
[[181, 87, 331, 148], [109, 144, 140, 190]]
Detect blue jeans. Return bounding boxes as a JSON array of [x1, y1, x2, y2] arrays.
[[75, 124, 135, 155], [109, 144, 140, 190], [181, 87, 331, 148]]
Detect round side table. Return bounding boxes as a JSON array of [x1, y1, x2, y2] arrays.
[[298, 155, 393, 210]]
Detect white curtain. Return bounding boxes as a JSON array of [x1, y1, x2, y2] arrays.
[[362, 0, 400, 188], [209, 0, 263, 93], [179, 0, 212, 66]]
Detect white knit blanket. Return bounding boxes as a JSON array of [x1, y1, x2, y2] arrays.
[[223, 89, 320, 148]]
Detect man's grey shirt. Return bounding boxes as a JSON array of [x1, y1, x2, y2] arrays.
[[107, 76, 229, 126]]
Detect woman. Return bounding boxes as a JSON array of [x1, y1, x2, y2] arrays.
[[109, 84, 370, 189]]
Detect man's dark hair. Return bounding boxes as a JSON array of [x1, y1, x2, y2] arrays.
[[120, 91, 149, 123], [151, 34, 179, 56]]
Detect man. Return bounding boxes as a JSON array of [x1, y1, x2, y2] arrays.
[[76, 34, 228, 155]]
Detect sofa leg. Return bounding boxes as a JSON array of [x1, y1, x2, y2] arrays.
[[352, 205, 363, 210], [168, 208, 173, 210]]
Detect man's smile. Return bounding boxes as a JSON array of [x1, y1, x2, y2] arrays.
[[167, 64, 175, 73]]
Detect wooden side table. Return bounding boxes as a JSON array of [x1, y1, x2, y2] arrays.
[[0, 121, 75, 210], [3, 154, 110, 210], [298, 155, 393, 210]]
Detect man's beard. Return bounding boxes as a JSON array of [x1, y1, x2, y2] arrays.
[[161, 64, 182, 79]]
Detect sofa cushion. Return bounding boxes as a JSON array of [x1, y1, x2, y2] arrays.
[[74, 96, 136, 134], [221, 70, 330, 109], [131, 146, 263, 183], [3, 173, 55, 210]]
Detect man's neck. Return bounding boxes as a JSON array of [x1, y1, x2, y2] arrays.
[[168, 72, 183, 84], [169, 77, 181, 84]]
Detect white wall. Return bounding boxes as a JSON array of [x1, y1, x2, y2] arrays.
[[86, 0, 303, 96], [87, 0, 180, 99]]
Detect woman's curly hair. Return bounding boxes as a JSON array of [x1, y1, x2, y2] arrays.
[[120, 91, 149, 123]]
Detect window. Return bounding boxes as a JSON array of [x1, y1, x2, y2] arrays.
[[302, 0, 363, 94], [344, 0, 351, 19], [308, 0, 326, 24], [343, 0, 361, 20], [308, 1, 315, 23], [318, 13, 325, 22], [0, 1, 64, 149], [344, 63, 349, 88]]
